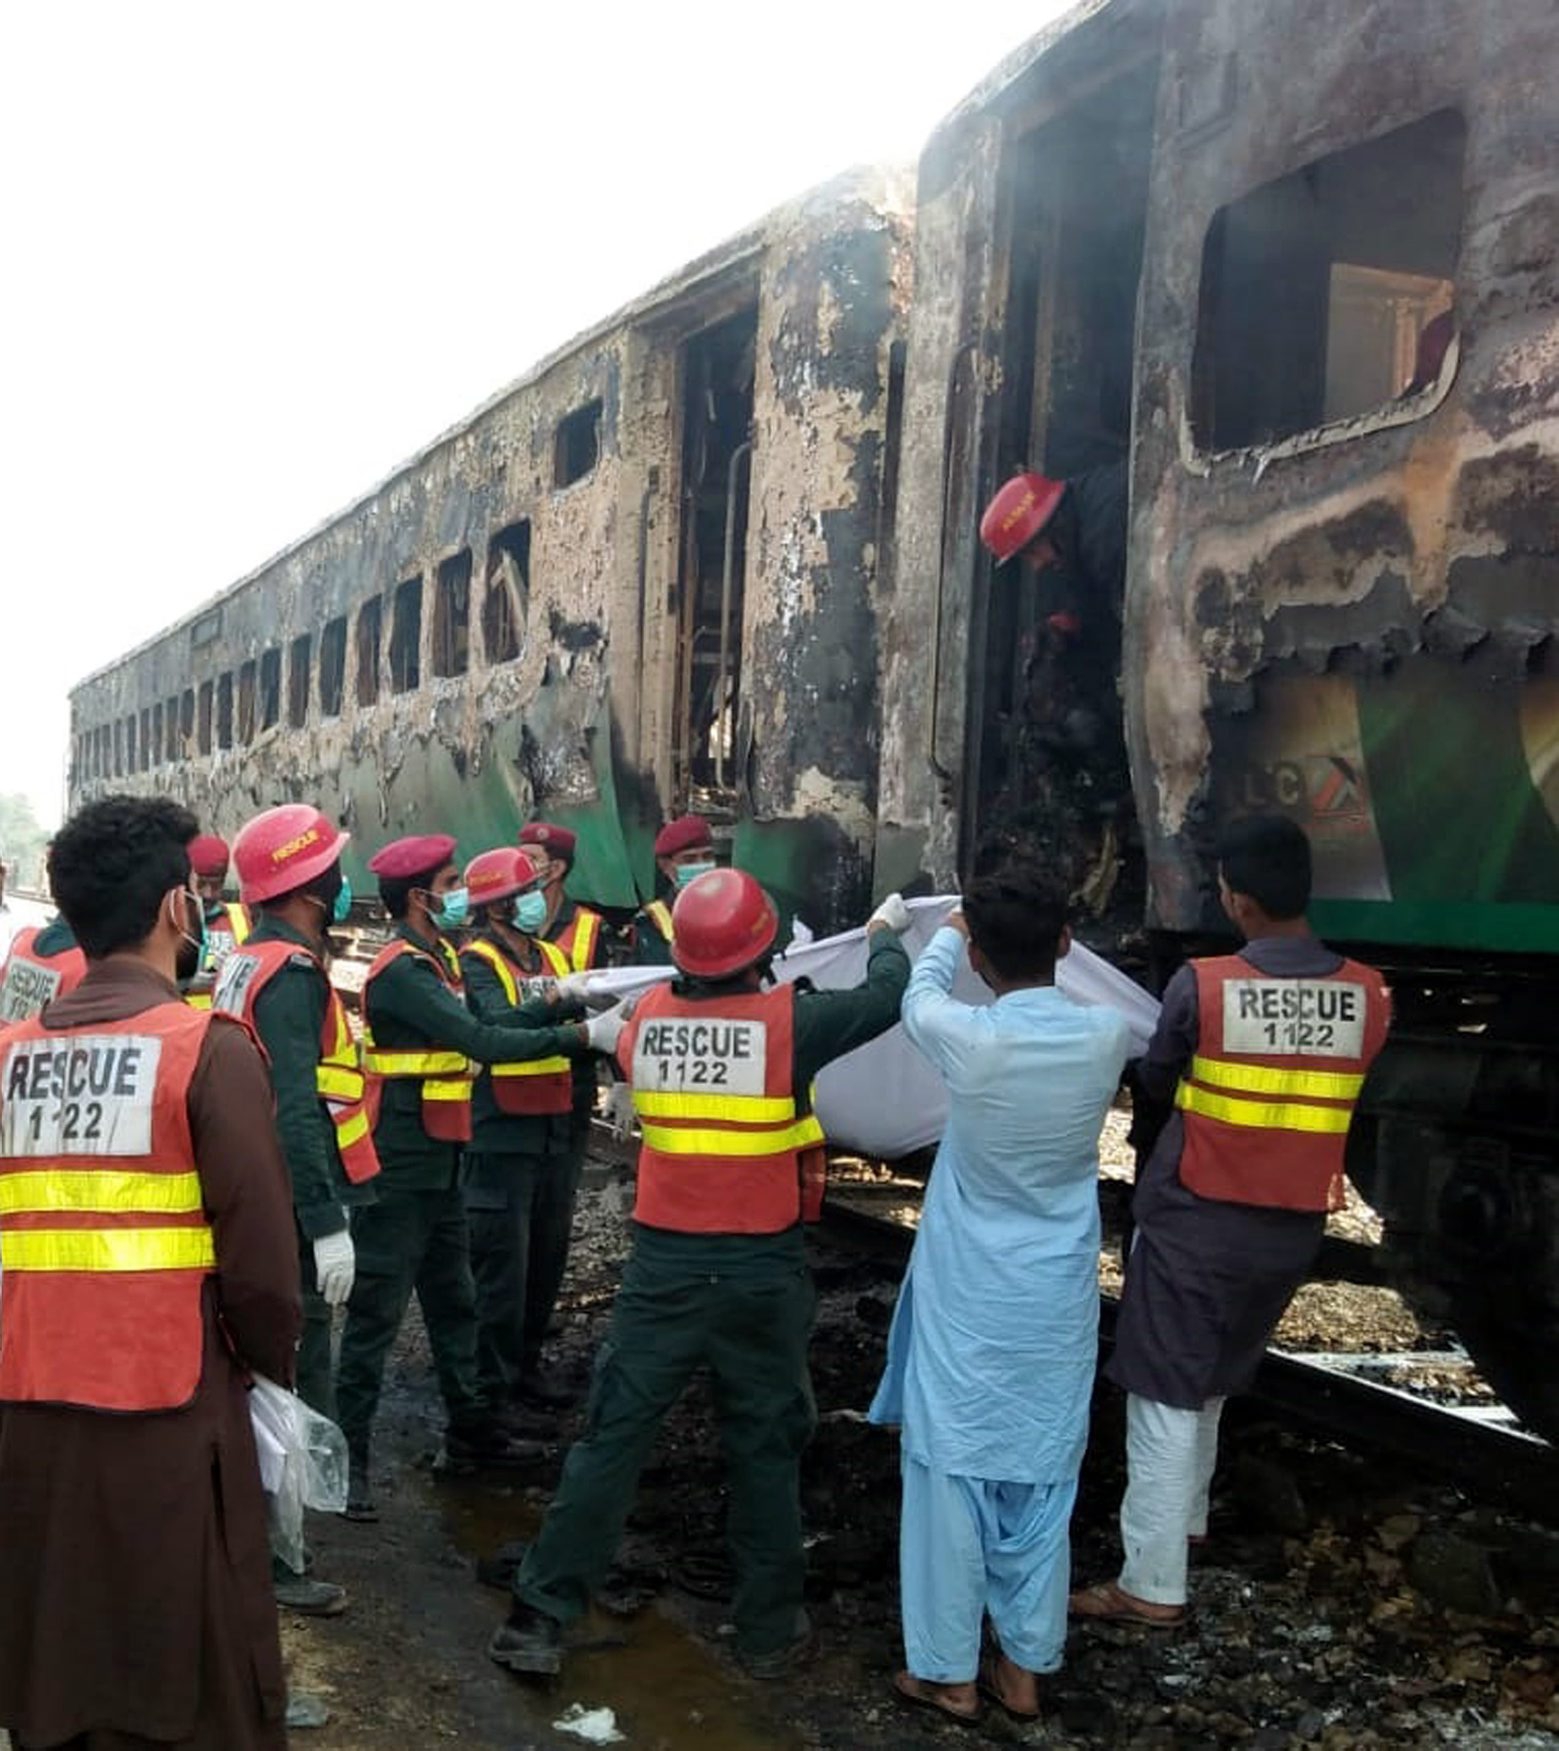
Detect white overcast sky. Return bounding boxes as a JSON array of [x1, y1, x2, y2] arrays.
[[1, 1, 1062, 828]]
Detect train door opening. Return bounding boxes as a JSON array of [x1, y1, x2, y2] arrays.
[[672, 305, 758, 815], [967, 57, 1158, 934]]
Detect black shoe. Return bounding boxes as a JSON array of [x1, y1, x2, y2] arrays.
[[517, 1370, 578, 1410], [442, 1425, 546, 1472], [274, 1575, 349, 1617], [488, 1603, 564, 1677], [343, 1460, 378, 1523]]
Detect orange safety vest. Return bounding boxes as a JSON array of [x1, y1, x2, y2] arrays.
[[644, 900, 674, 944], [622, 982, 827, 1234], [1175, 952, 1391, 1213], [550, 905, 603, 973], [0, 927, 88, 1024], [0, 1001, 217, 1411], [187, 903, 253, 1011], [460, 936, 574, 1116], [214, 938, 381, 1185], [360, 938, 476, 1144]]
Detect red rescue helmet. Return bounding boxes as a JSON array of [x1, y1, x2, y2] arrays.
[[465, 845, 544, 909], [234, 805, 349, 905], [978, 471, 1066, 565], [671, 868, 780, 980]]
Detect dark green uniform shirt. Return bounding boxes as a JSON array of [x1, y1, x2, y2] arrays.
[[629, 902, 675, 968], [34, 918, 79, 957], [461, 927, 595, 1159], [632, 929, 912, 1270], [365, 922, 586, 1191], [539, 899, 604, 1123], [246, 914, 368, 1239]]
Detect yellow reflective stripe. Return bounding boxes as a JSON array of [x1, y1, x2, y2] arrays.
[[1176, 1082, 1354, 1135], [317, 1065, 365, 1100], [570, 914, 599, 973], [646, 901, 673, 941], [1190, 1054, 1363, 1102], [184, 991, 213, 1010], [225, 904, 251, 944], [0, 1226, 216, 1273], [332, 1109, 372, 1149], [634, 1091, 799, 1123], [537, 939, 570, 978], [0, 1170, 204, 1216], [363, 1050, 470, 1075], [466, 940, 520, 1005], [640, 1117, 826, 1157], [423, 1078, 473, 1103], [492, 1057, 571, 1078]]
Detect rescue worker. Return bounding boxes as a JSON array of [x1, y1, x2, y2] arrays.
[[183, 833, 252, 1010], [459, 846, 605, 1426], [518, 821, 606, 974], [1070, 815, 1390, 1627], [489, 870, 912, 1682], [978, 463, 1132, 910], [630, 813, 718, 966], [335, 834, 622, 1519], [0, 795, 301, 1751], [0, 912, 87, 1023], [211, 805, 369, 1617]]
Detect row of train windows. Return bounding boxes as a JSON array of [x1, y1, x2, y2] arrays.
[[75, 521, 533, 780]]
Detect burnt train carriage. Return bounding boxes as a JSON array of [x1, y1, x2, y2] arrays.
[[67, 171, 912, 936], [878, 0, 1559, 1434]]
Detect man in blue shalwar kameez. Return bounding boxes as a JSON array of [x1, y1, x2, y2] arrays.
[[869, 859, 1132, 1726]]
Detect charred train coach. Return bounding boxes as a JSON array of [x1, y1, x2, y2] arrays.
[[69, 7, 1559, 1431]]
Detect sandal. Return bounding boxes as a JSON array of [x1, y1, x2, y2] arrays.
[[978, 1651, 1041, 1722], [891, 1671, 983, 1728], [1068, 1580, 1184, 1628]]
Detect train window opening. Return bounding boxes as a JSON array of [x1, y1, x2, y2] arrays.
[[99, 724, 110, 777], [217, 673, 234, 750], [164, 698, 179, 762], [151, 703, 163, 767], [967, 58, 1155, 919], [197, 683, 214, 756], [125, 714, 137, 774], [179, 690, 195, 758], [554, 400, 602, 488], [673, 305, 758, 806], [320, 616, 347, 717], [259, 649, 281, 730], [390, 577, 422, 693], [1191, 109, 1465, 452], [288, 635, 312, 728], [484, 522, 530, 665], [112, 720, 123, 777], [356, 597, 383, 704], [139, 708, 152, 771], [238, 662, 257, 742], [432, 550, 472, 678]]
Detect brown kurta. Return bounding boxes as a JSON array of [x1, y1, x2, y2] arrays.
[[0, 959, 302, 1751]]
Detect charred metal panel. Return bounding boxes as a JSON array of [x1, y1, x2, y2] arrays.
[[1128, 0, 1559, 948], [739, 174, 914, 930]]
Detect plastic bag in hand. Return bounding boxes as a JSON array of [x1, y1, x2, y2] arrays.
[[249, 1376, 350, 1574]]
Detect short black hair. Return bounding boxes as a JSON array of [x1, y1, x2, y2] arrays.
[[963, 856, 1069, 981], [48, 795, 199, 959], [378, 874, 416, 921], [1218, 814, 1311, 920], [265, 859, 343, 916]]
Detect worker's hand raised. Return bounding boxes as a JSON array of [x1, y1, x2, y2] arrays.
[[585, 1003, 628, 1056], [867, 892, 912, 935], [554, 971, 596, 1003], [312, 1226, 356, 1309]]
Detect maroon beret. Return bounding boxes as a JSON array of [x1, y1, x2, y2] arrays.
[[519, 821, 577, 859], [188, 834, 232, 877], [653, 814, 713, 858], [368, 834, 458, 882]]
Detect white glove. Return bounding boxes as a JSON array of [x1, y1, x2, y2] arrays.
[[603, 1080, 636, 1141], [868, 892, 912, 934], [585, 1003, 627, 1056], [312, 1227, 355, 1309], [554, 972, 595, 1003]]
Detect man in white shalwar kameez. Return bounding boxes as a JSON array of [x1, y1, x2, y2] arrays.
[[869, 861, 1131, 1725]]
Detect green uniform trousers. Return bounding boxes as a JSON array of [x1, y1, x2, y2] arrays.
[[335, 1185, 485, 1462], [296, 1228, 335, 1421], [515, 1232, 817, 1658], [464, 1147, 584, 1407]]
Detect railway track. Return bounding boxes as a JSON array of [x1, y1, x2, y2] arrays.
[[816, 1191, 1559, 1526]]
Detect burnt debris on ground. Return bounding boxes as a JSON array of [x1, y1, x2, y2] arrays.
[[280, 1161, 1559, 1750]]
